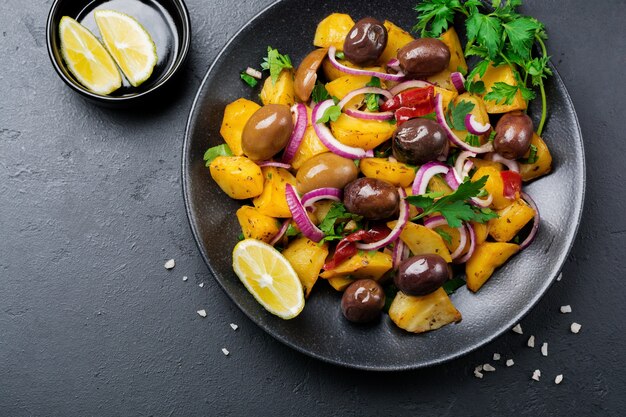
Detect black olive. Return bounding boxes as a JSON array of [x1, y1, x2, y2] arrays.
[[397, 38, 450, 78], [343, 18, 388, 66], [392, 118, 448, 164], [341, 279, 385, 323], [343, 178, 399, 220], [395, 254, 451, 296], [493, 111, 534, 159]]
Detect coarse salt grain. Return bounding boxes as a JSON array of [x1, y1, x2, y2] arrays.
[[512, 324, 523, 334], [182, 276, 188, 282], [532, 369, 541, 381], [506, 359, 514, 367], [571, 322, 582, 334], [493, 353, 501, 361], [475, 365, 483, 372], [527, 335, 535, 348], [541, 342, 548, 357], [196, 309, 207, 318], [483, 363, 496, 372], [245, 67, 262, 79], [474, 370, 484, 379], [555, 374, 563, 384], [199, 282, 204, 288], [560, 305, 572, 313], [221, 348, 230, 356], [164, 259, 175, 270], [230, 323, 238, 331], [557, 273, 563, 281]]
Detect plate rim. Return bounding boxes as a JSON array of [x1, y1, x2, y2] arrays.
[[181, 0, 586, 371]]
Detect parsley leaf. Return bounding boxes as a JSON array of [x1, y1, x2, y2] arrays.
[[413, 0, 459, 37], [261, 46, 293, 84], [435, 228, 453, 244], [335, 51, 345, 60], [466, 12, 503, 59], [316, 104, 342, 124], [318, 202, 363, 239], [503, 17, 543, 60], [240, 72, 258, 87], [311, 81, 330, 103], [407, 176, 499, 228], [520, 144, 538, 164], [484, 81, 519, 105], [203, 144, 233, 166], [466, 133, 481, 147], [442, 277, 466, 295], [447, 100, 475, 131], [365, 77, 381, 111], [285, 224, 300, 237]]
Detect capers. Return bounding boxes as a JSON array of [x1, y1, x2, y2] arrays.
[[392, 118, 448, 164], [242, 104, 293, 161], [493, 111, 534, 159], [397, 38, 450, 78], [296, 153, 359, 194], [343, 18, 388, 66], [341, 279, 385, 323], [343, 178, 399, 220]]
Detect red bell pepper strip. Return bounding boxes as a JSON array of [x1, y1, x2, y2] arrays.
[[323, 225, 391, 270], [381, 86, 434, 112], [501, 171, 522, 200]]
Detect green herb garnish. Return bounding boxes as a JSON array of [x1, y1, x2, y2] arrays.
[[443, 277, 466, 295], [311, 81, 331, 103], [435, 228, 453, 244], [285, 224, 300, 237], [203, 144, 233, 166], [407, 176, 499, 228], [365, 77, 382, 111], [520, 144, 538, 164], [261, 46, 293, 85], [447, 100, 475, 131], [240, 72, 258, 88], [319, 202, 363, 241], [336, 51, 345, 60], [316, 104, 342, 124]]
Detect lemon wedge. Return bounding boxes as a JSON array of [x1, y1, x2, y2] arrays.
[[94, 10, 158, 87], [232, 239, 305, 319], [59, 16, 122, 95]]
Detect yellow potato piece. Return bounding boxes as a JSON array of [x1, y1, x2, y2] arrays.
[[330, 113, 395, 150], [466, 242, 519, 292], [236, 206, 281, 243], [220, 98, 261, 156], [520, 133, 553, 181], [313, 13, 355, 50], [209, 156, 264, 199], [388, 222, 452, 263], [322, 58, 385, 81], [282, 237, 329, 298], [359, 158, 416, 187], [389, 288, 462, 333], [489, 199, 536, 243], [426, 28, 468, 90], [326, 75, 383, 109], [260, 69, 296, 106], [253, 167, 297, 218], [471, 166, 512, 210], [320, 251, 392, 281], [290, 107, 329, 169], [479, 63, 528, 114], [327, 277, 355, 292], [379, 20, 414, 65]]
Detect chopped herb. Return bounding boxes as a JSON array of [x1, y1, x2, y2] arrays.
[[407, 176, 499, 227], [311, 81, 331, 103], [443, 277, 466, 295], [336, 51, 345, 60], [237, 232, 245, 241], [203, 144, 233, 166], [520, 144, 538, 164], [261, 46, 293, 84], [240, 72, 258, 87], [316, 104, 342, 124], [285, 224, 300, 237], [512, 235, 520, 244], [466, 133, 481, 147], [365, 77, 381, 111], [383, 284, 399, 313], [484, 81, 520, 105], [488, 130, 497, 142], [319, 202, 363, 241], [421, 111, 438, 121], [447, 100, 475, 131], [456, 65, 468, 76], [435, 227, 453, 244]]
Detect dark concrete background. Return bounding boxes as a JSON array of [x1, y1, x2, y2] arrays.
[[0, 0, 624, 415]]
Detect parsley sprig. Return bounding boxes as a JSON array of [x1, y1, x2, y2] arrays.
[[261, 47, 293, 85], [318, 202, 363, 241], [406, 176, 498, 228], [414, 0, 553, 135]]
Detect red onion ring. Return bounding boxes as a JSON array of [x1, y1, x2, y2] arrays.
[[412, 161, 450, 195], [312, 99, 374, 160], [519, 192, 540, 250], [424, 215, 469, 261], [455, 223, 476, 264], [328, 46, 406, 81], [443, 163, 493, 208], [285, 184, 324, 242], [356, 188, 409, 251], [434, 94, 494, 154], [486, 153, 520, 173], [337, 87, 393, 108], [464, 113, 491, 135], [344, 108, 394, 121], [455, 151, 477, 181], [300, 187, 343, 208], [389, 80, 434, 96], [269, 219, 291, 246], [450, 72, 466, 93], [387, 58, 401, 71], [256, 161, 292, 169], [281, 103, 308, 163], [392, 238, 405, 270]]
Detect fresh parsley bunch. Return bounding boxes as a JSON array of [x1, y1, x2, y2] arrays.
[[414, 0, 552, 135]]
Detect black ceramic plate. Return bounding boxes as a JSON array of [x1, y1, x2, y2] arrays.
[[182, 0, 585, 371]]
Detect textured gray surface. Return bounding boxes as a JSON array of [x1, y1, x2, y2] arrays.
[[0, 0, 624, 415]]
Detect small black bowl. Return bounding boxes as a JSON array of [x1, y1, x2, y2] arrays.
[[46, 0, 191, 106]]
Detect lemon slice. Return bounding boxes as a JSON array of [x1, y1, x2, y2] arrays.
[[94, 10, 157, 87], [232, 239, 305, 319], [59, 16, 122, 95]]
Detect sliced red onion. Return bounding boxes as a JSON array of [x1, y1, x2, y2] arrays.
[[387, 58, 401, 72], [444, 166, 493, 208], [412, 161, 450, 195], [245, 67, 262, 79], [300, 187, 343, 208], [424, 215, 468, 261], [281, 103, 308, 163], [445, 168, 460, 189], [464, 113, 491, 135], [344, 108, 394, 121], [450, 72, 466, 93], [469, 193, 493, 208], [392, 238, 404, 270], [455, 223, 476, 264], [434, 94, 494, 154], [389, 80, 434, 96], [285, 184, 324, 242], [519, 192, 540, 250], [455, 151, 476, 180], [486, 153, 520, 173], [328, 46, 406, 81], [256, 161, 292, 169], [312, 99, 374, 159], [337, 87, 393, 108], [356, 188, 409, 251], [269, 219, 291, 246]]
